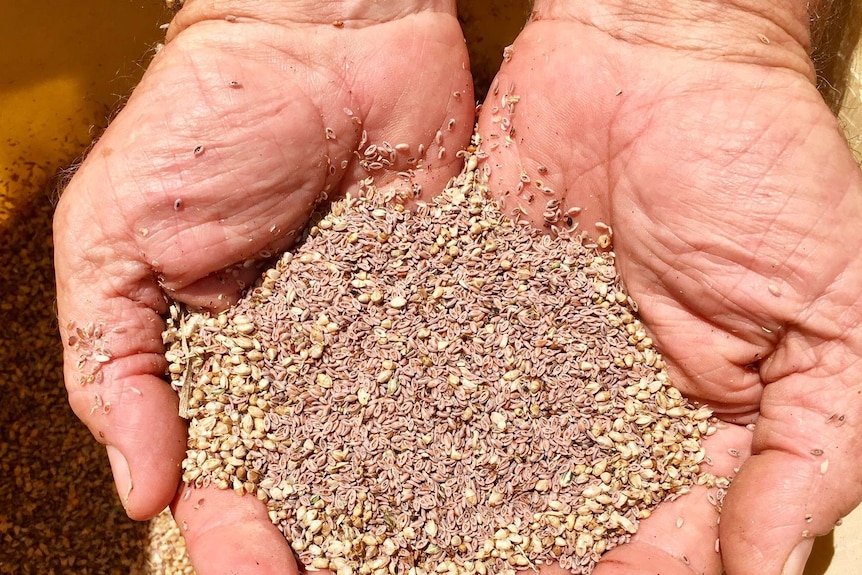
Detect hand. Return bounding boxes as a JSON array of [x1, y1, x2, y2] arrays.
[[478, 1, 862, 573], [53, 1, 473, 572]]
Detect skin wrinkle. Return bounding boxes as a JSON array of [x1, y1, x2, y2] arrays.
[[102, 266, 165, 317], [522, 72, 614, 194], [604, 15, 731, 56], [753, 378, 862, 531], [609, 87, 760, 195], [75, 222, 156, 312], [624, 200, 761, 310], [145, 118, 344, 289], [616, 112, 816, 346], [710, 116, 786, 194], [721, 102, 785, 173], [656, 295, 771, 372], [168, 0, 453, 42], [792, 256, 847, 321], [767, 330, 860, 384], [750, 408, 847, 481], [111, 142, 219, 248], [725, 0, 812, 48], [390, 30, 434, 125], [62, 192, 174, 424], [165, 27, 347, 168], [829, 274, 862, 341], [185, 43, 227, 139], [666, 255, 786, 341], [631, 300, 767, 411], [116, 47, 333, 285], [537, 0, 817, 83], [616, 103, 840, 338], [766, 334, 822, 383], [622, 257, 775, 410], [791, 247, 858, 325], [808, 339, 862, 381], [69, 352, 167, 423]]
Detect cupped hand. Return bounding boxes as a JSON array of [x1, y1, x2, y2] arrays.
[[478, 1, 862, 574], [53, 1, 473, 572]]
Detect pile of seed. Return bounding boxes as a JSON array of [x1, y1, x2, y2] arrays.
[[163, 139, 717, 575]]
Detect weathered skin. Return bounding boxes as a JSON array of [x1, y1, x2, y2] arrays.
[[54, 1, 473, 572], [53, 0, 862, 574], [478, 2, 862, 574]]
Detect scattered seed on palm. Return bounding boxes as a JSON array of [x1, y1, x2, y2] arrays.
[[164, 142, 718, 575]]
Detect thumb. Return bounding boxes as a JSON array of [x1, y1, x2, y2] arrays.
[[173, 486, 298, 574], [720, 336, 862, 575]]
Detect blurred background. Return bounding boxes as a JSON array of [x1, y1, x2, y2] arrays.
[[0, 1, 859, 573]]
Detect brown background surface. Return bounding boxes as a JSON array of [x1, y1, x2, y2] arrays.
[[0, 1, 859, 573]]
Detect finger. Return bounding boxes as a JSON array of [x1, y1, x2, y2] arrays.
[[173, 485, 298, 575], [162, 264, 273, 311], [720, 335, 862, 575], [586, 423, 750, 575], [54, 221, 187, 519]]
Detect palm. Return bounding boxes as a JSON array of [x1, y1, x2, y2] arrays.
[[54, 5, 473, 572], [479, 16, 862, 575], [63, 9, 473, 308]]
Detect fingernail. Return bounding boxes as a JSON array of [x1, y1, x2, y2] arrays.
[[106, 445, 133, 510], [781, 538, 814, 575]]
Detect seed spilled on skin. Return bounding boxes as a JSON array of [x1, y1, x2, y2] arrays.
[[67, 321, 112, 386], [164, 133, 722, 575]]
